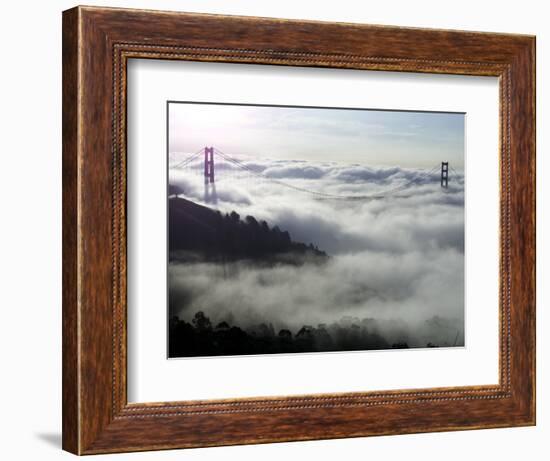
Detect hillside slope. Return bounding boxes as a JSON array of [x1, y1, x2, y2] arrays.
[[169, 197, 328, 263]]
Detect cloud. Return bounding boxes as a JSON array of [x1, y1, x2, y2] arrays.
[[169, 247, 464, 347], [329, 165, 401, 183], [168, 155, 464, 347], [263, 165, 328, 180]]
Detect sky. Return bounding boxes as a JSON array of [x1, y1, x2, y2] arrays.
[[168, 102, 465, 169]]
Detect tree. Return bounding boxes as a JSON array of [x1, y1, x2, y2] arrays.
[[281, 230, 291, 244], [215, 321, 230, 330], [192, 311, 212, 332], [168, 184, 184, 198], [278, 329, 292, 340]]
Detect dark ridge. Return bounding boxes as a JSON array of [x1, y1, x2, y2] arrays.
[[169, 311, 396, 358], [169, 197, 328, 263]]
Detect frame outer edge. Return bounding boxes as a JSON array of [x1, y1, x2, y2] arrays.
[[62, 6, 81, 455], [531, 36, 537, 425], [63, 6, 536, 454], [529, 36, 536, 425], [498, 37, 536, 425]]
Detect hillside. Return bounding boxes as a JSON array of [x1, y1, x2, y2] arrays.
[[169, 197, 328, 263]]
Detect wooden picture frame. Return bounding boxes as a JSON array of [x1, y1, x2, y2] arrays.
[[62, 5, 535, 455]]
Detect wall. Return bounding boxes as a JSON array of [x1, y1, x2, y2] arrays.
[[0, 1, 546, 459]]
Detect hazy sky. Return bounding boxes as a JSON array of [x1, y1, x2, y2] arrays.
[[168, 102, 465, 169]]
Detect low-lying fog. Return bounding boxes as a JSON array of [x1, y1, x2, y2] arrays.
[[168, 155, 465, 347]]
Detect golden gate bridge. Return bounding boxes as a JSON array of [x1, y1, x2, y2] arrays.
[[169, 146, 461, 203]]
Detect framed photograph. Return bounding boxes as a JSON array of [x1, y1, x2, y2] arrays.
[[62, 6, 535, 455], [166, 101, 466, 359]]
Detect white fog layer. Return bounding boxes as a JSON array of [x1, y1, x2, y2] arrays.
[[168, 155, 464, 348]]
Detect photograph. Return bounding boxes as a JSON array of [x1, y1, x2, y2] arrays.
[[167, 102, 466, 358]]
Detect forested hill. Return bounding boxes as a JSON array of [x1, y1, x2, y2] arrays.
[[168, 197, 328, 263]]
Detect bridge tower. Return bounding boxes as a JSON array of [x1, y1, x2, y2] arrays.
[[441, 162, 449, 188], [204, 146, 215, 184], [203, 147, 217, 204]]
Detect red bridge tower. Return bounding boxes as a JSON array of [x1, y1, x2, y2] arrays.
[[204, 146, 215, 184]]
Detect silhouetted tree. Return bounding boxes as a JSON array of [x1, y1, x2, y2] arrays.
[[168, 184, 184, 198], [278, 329, 292, 339], [216, 321, 230, 330], [169, 313, 401, 358], [245, 215, 259, 227], [192, 311, 212, 332]]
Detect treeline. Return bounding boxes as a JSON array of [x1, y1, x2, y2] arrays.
[[168, 311, 434, 358], [169, 197, 327, 263]]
